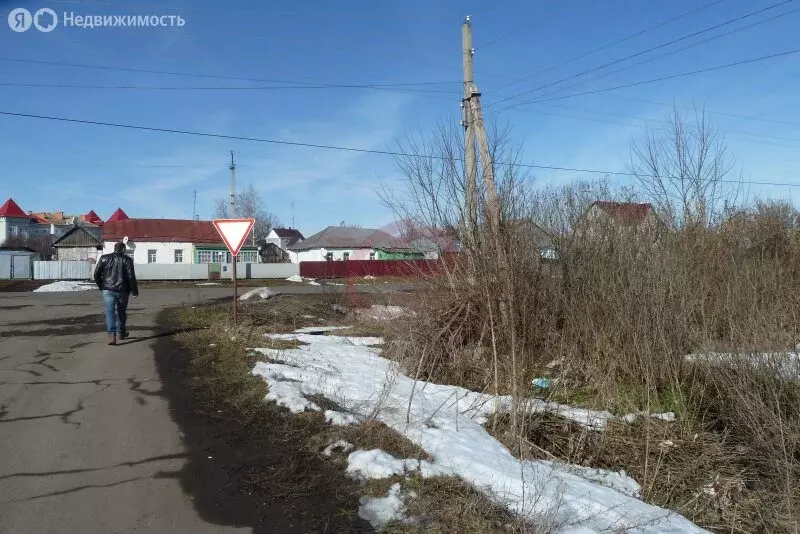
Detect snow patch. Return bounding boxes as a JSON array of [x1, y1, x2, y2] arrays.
[[239, 287, 278, 301], [323, 439, 354, 457], [358, 483, 406, 530], [356, 305, 415, 321], [346, 449, 451, 480], [686, 351, 800, 380], [620, 412, 677, 424], [325, 410, 361, 426], [196, 282, 221, 286], [285, 274, 304, 282], [251, 333, 706, 532], [34, 281, 96, 293], [292, 325, 353, 334]]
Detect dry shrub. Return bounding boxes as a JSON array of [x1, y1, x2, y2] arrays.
[[385, 117, 800, 530]]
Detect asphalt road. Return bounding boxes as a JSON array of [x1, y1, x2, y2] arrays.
[[0, 285, 362, 534]]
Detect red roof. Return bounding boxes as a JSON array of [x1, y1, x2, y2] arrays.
[[103, 219, 228, 244], [592, 201, 654, 224], [106, 208, 130, 223], [0, 198, 27, 218], [84, 210, 103, 225]]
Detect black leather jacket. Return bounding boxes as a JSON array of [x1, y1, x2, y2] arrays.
[[94, 253, 139, 295]]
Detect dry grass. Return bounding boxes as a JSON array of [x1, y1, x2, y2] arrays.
[[171, 293, 541, 532]]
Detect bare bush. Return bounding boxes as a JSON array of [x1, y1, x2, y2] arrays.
[[385, 110, 800, 531]]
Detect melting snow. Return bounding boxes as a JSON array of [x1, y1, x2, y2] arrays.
[[33, 281, 96, 293], [686, 351, 800, 380], [250, 333, 707, 533], [323, 439, 354, 457], [239, 287, 278, 301], [325, 410, 361, 426], [358, 483, 406, 530], [356, 305, 415, 321]]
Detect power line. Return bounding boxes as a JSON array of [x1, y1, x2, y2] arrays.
[[0, 57, 461, 88], [526, 5, 800, 105], [597, 93, 800, 129], [0, 109, 798, 188], [487, 0, 793, 108], [492, 0, 730, 91], [514, 104, 800, 149], [492, 47, 800, 115], [0, 82, 456, 95]]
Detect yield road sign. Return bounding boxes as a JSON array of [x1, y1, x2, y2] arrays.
[[213, 218, 255, 257]]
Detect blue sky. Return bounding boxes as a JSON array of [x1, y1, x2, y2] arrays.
[[1, 0, 799, 237]]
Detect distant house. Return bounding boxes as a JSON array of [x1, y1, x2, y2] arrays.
[[585, 201, 659, 228], [30, 210, 103, 240], [103, 217, 259, 264], [289, 226, 423, 263], [0, 198, 50, 245], [52, 225, 103, 262], [267, 228, 305, 251]]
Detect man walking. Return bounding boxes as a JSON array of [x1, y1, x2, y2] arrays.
[[94, 242, 139, 345]]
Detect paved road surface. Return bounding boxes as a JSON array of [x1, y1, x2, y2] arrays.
[[0, 285, 360, 534]]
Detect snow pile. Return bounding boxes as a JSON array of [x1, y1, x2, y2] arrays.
[[364, 275, 376, 280], [239, 287, 278, 301], [34, 281, 96, 293], [251, 333, 707, 532], [346, 449, 452, 480], [285, 275, 304, 283], [196, 282, 221, 286], [686, 351, 800, 380], [356, 305, 415, 321], [358, 483, 406, 530], [323, 439, 354, 457], [620, 412, 677, 424]]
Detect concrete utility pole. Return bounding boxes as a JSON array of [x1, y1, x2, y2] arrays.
[[462, 16, 509, 328], [462, 16, 478, 246], [229, 150, 238, 323]]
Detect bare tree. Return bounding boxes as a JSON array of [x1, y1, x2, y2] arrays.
[[214, 183, 280, 240], [628, 106, 739, 228]]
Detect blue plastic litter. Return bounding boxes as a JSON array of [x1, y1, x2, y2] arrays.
[[532, 377, 551, 389]]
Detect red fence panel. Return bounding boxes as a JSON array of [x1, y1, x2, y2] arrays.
[[299, 259, 445, 279]]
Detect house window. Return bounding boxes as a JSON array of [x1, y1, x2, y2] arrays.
[[369, 252, 375, 260], [174, 249, 183, 263], [238, 250, 258, 263], [343, 252, 350, 261], [325, 252, 334, 262], [197, 250, 212, 263], [147, 249, 157, 263]]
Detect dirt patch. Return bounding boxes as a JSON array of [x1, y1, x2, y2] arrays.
[[0, 280, 49, 292], [156, 306, 372, 533]]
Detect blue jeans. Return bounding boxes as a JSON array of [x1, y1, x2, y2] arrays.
[[102, 290, 129, 335]]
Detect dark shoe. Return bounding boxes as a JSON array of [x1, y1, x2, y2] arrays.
[[120, 331, 129, 340], [108, 334, 117, 345]]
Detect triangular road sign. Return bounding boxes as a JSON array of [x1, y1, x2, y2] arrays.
[[213, 218, 255, 257]]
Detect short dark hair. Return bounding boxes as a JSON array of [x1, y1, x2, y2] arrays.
[[114, 242, 126, 254]]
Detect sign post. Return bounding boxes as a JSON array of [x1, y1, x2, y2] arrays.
[[213, 218, 255, 326]]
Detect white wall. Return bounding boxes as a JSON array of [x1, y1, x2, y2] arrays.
[[56, 247, 101, 261], [104, 241, 194, 264], [293, 248, 375, 263], [133, 263, 209, 280]]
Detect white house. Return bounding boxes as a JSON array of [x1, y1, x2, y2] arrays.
[[102, 216, 258, 264], [266, 227, 304, 250], [288, 226, 423, 263], [0, 198, 49, 245]]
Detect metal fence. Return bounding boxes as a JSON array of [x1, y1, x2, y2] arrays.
[[33, 261, 92, 280], [133, 264, 209, 280], [220, 263, 299, 279], [299, 259, 444, 279]]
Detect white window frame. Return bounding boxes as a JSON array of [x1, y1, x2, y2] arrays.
[[343, 252, 350, 261], [174, 249, 183, 263], [147, 249, 157, 264], [325, 252, 334, 262]]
